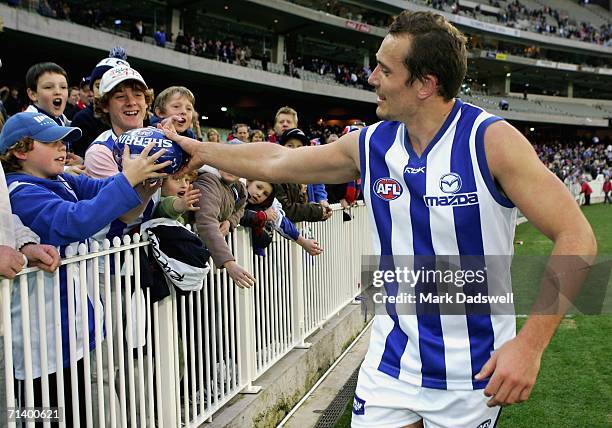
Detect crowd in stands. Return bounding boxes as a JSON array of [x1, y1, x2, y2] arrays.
[[534, 138, 612, 186]]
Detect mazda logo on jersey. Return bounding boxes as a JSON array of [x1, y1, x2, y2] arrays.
[[424, 172, 479, 207], [373, 177, 403, 201], [439, 172, 462, 193]]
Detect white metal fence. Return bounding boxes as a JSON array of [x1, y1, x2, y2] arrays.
[[1, 203, 369, 427]]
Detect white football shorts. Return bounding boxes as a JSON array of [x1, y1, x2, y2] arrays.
[[351, 362, 502, 428]]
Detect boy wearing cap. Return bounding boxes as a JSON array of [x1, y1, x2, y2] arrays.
[[71, 48, 130, 157], [275, 128, 332, 222], [85, 65, 153, 179], [0, 111, 168, 424], [24, 62, 69, 127]]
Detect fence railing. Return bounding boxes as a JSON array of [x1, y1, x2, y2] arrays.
[[0, 203, 369, 427]]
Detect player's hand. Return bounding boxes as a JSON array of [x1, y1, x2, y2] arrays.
[[173, 185, 201, 213], [160, 115, 187, 133], [223, 260, 256, 288], [475, 335, 542, 407], [219, 220, 231, 237], [297, 236, 323, 256], [122, 142, 171, 186], [20, 244, 61, 273], [159, 123, 204, 173], [0, 245, 27, 279]]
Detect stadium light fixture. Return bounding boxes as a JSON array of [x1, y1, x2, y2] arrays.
[[506, 72, 511, 77], [221, 107, 228, 112], [274, 19, 279, 23], [201, 115, 209, 120], [530, 127, 535, 131]]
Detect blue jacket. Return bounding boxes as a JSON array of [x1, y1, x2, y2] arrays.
[[307, 183, 327, 204], [7, 172, 141, 379]]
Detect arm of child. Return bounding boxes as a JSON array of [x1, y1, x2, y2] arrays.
[[154, 196, 182, 220], [9, 174, 141, 246], [274, 183, 326, 223], [193, 175, 235, 267], [83, 144, 119, 179], [226, 183, 247, 231]]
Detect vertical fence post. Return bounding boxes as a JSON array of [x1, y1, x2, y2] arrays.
[[234, 230, 261, 394], [157, 294, 178, 428], [290, 238, 311, 349]]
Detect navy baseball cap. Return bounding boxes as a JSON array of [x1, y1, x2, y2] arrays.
[[0, 112, 82, 154], [279, 128, 309, 146]]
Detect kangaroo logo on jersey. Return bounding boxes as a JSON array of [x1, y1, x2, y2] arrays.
[[373, 177, 403, 201], [439, 172, 462, 193], [424, 172, 479, 207], [352, 394, 366, 415]]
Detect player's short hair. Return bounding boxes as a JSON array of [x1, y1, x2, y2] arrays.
[[274, 106, 298, 127], [93, 81, 154, 126], [153, 86, 195, 115], [25, 62, 68, 92], [389, 11, 467, 101], [0, 137, 34, 173]]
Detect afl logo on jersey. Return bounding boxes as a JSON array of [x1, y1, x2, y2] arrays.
[[439, 173, 462, 194], [373, 177, 403, 201]]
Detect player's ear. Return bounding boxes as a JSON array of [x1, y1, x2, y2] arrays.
[[417, 74, 438, 100]]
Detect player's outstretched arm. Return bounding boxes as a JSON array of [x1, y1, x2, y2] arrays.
[[161, 124, 361, 185], [475, 121, 597, 407]]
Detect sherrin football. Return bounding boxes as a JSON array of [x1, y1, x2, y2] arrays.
[[113, 127, 187, 175]]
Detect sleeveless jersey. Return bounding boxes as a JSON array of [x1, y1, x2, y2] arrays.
[[359, 99, 517, 390]]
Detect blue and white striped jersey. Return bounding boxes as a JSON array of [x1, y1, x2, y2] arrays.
[[359, 99, 517, 390]]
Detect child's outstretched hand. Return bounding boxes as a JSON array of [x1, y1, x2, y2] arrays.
[[223, 260, 256, 288], [173, 185, 201, 213], [297, 236, 323, 256], [122, 142, 171, 186], [264, 207, 278, 223]]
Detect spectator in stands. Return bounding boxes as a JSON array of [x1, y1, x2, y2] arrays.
[[192, 110, 203, 141], [2, 87, 24, 116], [77, 80, 92, 110], [131, 19, 144, 41], [580, 177, 592, 205], [24, 62, 69, 126], [154, 25, 167, 47], [64, 86, 80, 120], [154, 173, 201, 224], [240, 180, 323, 256], [193, 143, 254, 288], [274, 129, 331, 223], [250, 129, 265, 142], [272, 106, 298, 143], [1, 111, 166, 426], [234, 123, 250, 143], [280, 128, 332, 215], [152, 86, 197, 139], [499, 98, 509, 110], [72, 47, 130, 157], [38, 0, 57, 18], [603, 177, 611, 204], [206, 128, 221, 143]]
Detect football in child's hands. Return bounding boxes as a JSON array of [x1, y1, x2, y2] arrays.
[[113, 127, 187, 175]]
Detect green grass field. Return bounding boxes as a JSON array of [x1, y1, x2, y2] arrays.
[[334, 204, 612, 428]]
